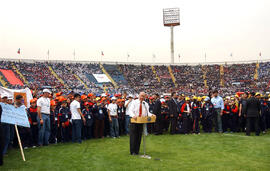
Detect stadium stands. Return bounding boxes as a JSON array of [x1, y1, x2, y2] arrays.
[[0, 59, 269, 95]]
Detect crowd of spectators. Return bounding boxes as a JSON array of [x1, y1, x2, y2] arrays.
[[0, 60, 270, 96]]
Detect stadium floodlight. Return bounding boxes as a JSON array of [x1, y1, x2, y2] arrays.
[[163, 8, 180, 64]]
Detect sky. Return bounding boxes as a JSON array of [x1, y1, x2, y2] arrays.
[[0, 0, 270, 64]]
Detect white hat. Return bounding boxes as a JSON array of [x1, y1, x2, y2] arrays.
[[7, 96, 13, 100], [43, 89, 51, 94], [111, 97, 117, 100], [127, 94, 133, 98], [101, 93, 107, 97], [204, 97, 210, 102], [1, 93, 8, 98]]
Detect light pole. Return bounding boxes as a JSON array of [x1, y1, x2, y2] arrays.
[[163, 8, 180, 64]]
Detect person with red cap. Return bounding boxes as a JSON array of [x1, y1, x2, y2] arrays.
[[82, 102, 94, 139], [49, 100, 58, 144], [28, 98, 39, 146]]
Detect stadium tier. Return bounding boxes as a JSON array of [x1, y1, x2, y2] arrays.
[[0, 60, 269, 95]]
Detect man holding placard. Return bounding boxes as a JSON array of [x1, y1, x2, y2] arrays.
[[37, 89, 51, 146]]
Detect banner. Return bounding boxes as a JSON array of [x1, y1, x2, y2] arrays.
[[93, 74, 111, 83], [0, 103, 30, 128], [0, 86, 33, 108]]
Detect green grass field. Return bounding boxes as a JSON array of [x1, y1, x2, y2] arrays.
[[2, 132, 270, 171]]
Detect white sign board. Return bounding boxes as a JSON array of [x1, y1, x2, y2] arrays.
[[93, 74, 111, 83]]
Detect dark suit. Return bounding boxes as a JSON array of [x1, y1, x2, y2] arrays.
[[153, 99, 162, 134], [245, 97, 261, 135], [168, 99, 179, 134]]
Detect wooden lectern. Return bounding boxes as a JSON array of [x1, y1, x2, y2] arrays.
[[130, 115, 156, 123], [130, 115, 156, 159]]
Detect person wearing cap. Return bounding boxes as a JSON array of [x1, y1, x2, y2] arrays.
[[191, 96, 200, 134], [58, 99, 70, 142], [93, 100, 105, 138], [211, 90, 224, 133], [129, 92, 155, 155], [147, 96, 155, 134], [70, 93, 86, 143], [124, 94, 134, 135], [28, 98, 39, 146], [201, 97, 215, 133], [82, 102, 94, 139], [1, 93, 11, 157], [180, 97, 192, 134], [107, 97, 119, 138], [244, 92, 261, 136], [117, 99, 125, 136], [168, 92, 180, 134], [49, 100, 58, 144], [37, 89, 52, 146]]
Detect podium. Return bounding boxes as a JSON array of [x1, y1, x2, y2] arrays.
[[131, 115, 156, 159]]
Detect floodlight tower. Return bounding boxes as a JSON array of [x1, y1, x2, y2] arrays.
[[163, 8, 180, 64]]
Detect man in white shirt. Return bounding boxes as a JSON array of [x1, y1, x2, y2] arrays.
[[211, 90, 224, 133], [37, 89, 51, 146], [124, 94, 133, 135], [70, 93, 86, 143], [108, 97, 119, 138], [129, 92, 155, 155]]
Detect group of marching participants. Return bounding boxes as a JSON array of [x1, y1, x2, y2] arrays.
[[1, 88, 270, 166]]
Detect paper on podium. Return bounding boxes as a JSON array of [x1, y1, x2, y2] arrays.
[[130, 115, 156, 123]]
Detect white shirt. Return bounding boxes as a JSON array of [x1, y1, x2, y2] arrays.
[[211, 96, 224, 110], [37, 97, 50, 114], [70, 100, 81, 120], [107, 103, 117, 116], [129, 99, 153, 117], [125, 100, 133, 116]]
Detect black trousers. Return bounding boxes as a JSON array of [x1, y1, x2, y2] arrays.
[[246, 117, 260, 136], [129, 123, 143, 155], [155, 117, 163, 134], [170, 117, 178, 134], [0, 124, 4, 166]]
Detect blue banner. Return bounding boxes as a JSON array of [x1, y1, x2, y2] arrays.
[[0, 102, 30, 128]]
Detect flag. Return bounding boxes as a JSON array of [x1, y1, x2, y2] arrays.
[[73, 49, 76, 56], [101, 51, 104, 56], [178, 54, 180, 58], [17, 48, 20, 54], [259, 52, 261, 56], [230, 53, 233, 57], [127, 54, 130, 58], [47, 50, 50, 56]]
